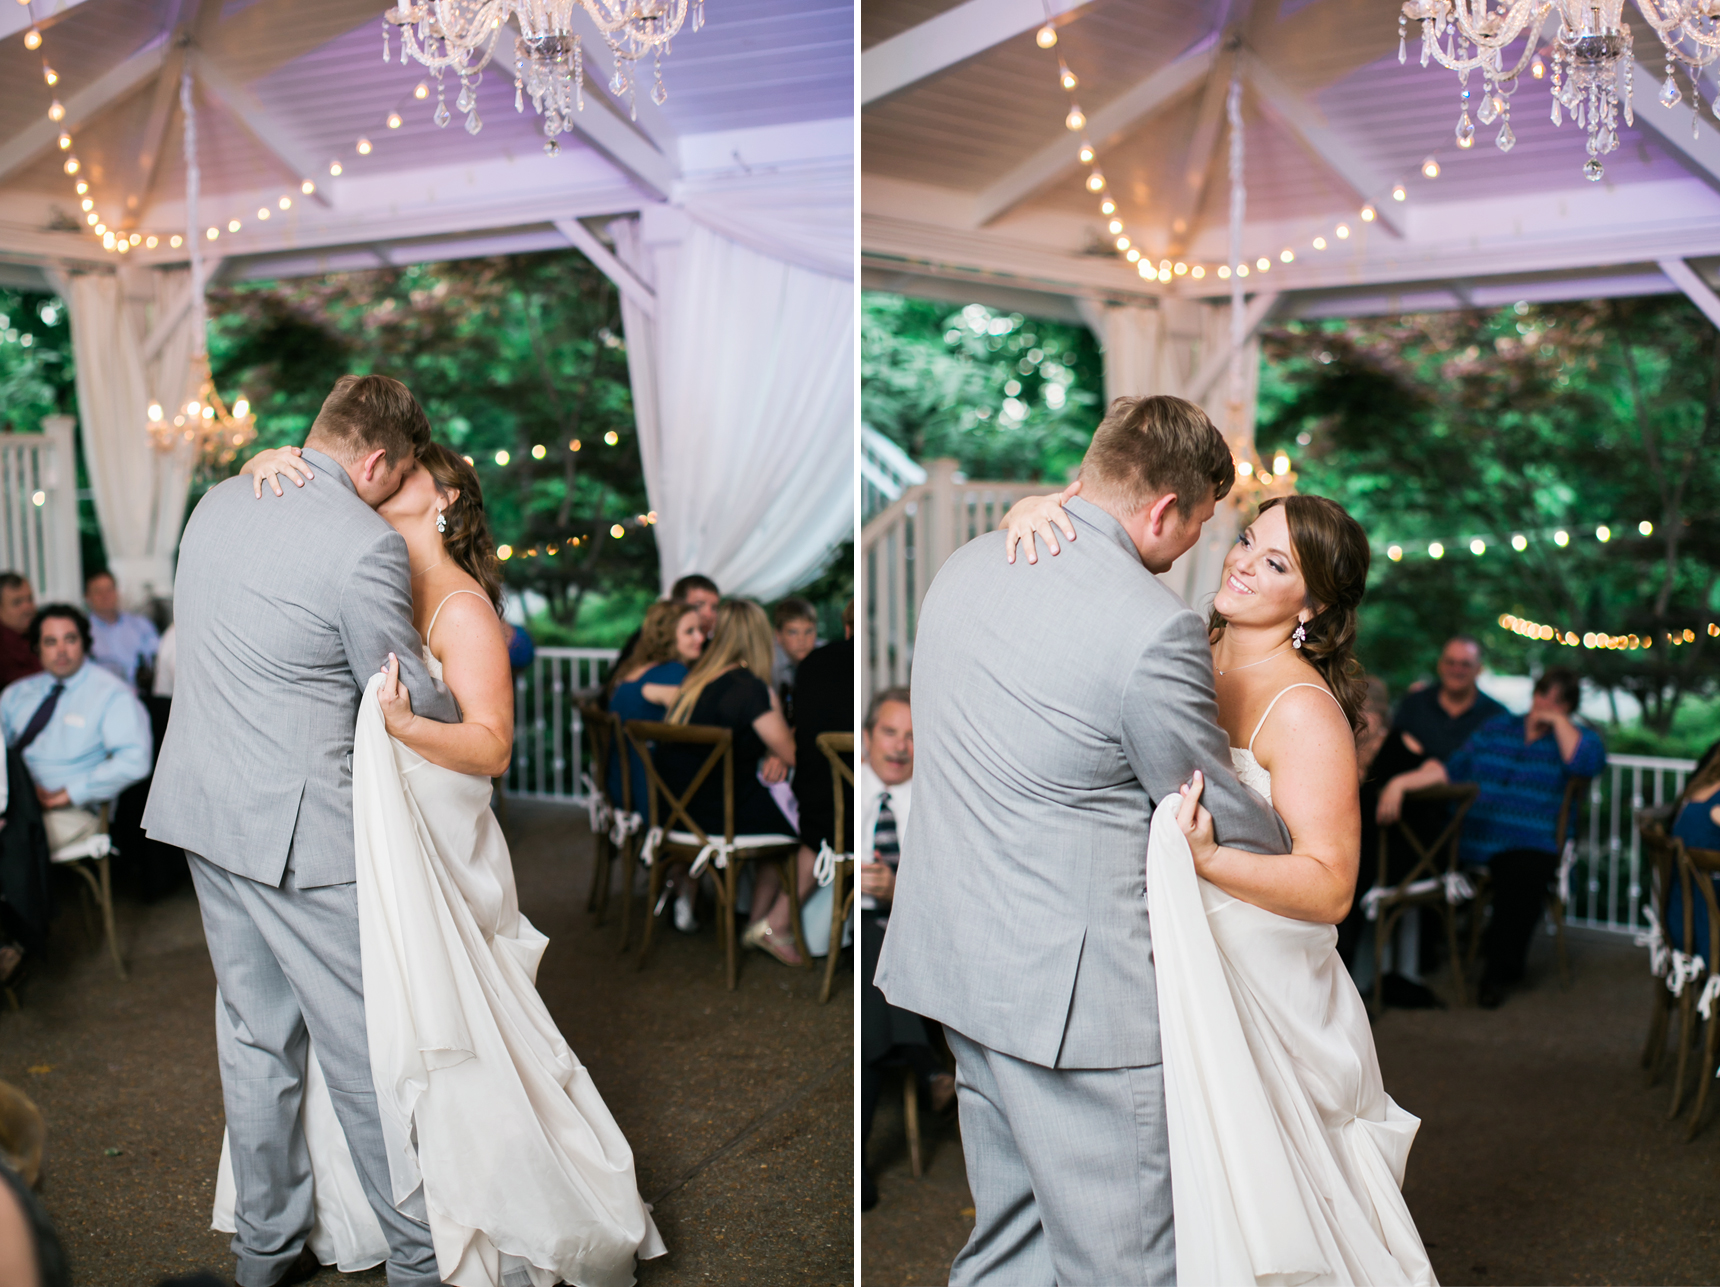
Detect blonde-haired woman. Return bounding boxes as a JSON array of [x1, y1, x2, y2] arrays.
[[660, 599, 808, 965]]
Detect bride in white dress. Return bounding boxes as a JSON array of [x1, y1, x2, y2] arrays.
[[1006, 488, 1436, 1287], [218, 443, 666, 1287]]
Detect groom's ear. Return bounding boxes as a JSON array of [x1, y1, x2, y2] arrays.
[[1145, 492, 1180, 535], [358, 447, 389, 483]]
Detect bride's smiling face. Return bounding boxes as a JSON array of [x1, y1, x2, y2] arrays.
[[1212, 505, 1312, 631]]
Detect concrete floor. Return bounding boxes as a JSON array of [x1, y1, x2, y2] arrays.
[[0, 799, 853, 1287], [861, 926, 1720, 1287]]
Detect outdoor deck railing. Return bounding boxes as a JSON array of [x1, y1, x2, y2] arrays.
[[1570, 752, 1698, 935], [502, 646, 619, 803]]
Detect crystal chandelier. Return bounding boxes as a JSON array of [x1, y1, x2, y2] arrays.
[[1400, 0, 1720, 180], [147, 71, 256, 468], [384, 0, 705, 153]]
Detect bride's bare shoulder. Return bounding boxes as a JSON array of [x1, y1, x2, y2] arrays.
[[1252, 681, 1354, 767], [423, 575, 506, 657]]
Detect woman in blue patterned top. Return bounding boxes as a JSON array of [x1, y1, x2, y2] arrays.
[[1664, 751, 1720, 961], [1439, 667, 1607, 1008]]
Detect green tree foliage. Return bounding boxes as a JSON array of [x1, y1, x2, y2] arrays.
[[208, 252, 650, 637], [862, 292, 1103, 481], [1257, 297, 1720, 734], [0, 291, 73, 429]]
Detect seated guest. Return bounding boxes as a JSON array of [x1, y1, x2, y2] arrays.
[[1661, 754, 1720, 962], [1392, 634, 1507, 762], [770, 597, 819, 718], [0, 575, 40, 690], [671, 574, 720, 643], [1, 605, 153, 855], [660, 599, 806, 964], [1435, 667, 1606, 1008], [504, 620, 536, 674], [84, 571, 160, 693], [152, 624, 176, 699], [858, 686, 953, 1212], [604, 599, 703, 932], [792, 600, 854, 869]]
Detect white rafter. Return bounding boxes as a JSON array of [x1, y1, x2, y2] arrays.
[[1187, 288, 1278, 404], [0, 0, 97, 42], [192, 55, 336, 207], [0, 36, 168, 188], [1240, 52, 1405, 238], [862, 0, 1089, 107], [1659, 257, 1720, 329], [1632, 59, 1720, 195], [972, 40, 1218, 227], [553, 217, 657, 317]]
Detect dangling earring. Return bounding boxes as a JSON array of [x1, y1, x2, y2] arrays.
[[436, 508, 447, 534], [1291, 621, 1307, 649]]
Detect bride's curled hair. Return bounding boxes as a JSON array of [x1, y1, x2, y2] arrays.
[[420, 442, 504, 613], [1213, 494, 1372, 733]]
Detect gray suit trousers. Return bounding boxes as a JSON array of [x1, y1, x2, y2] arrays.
[[946, 1027, 1175, 1287], [188, 853, 439, 1287]]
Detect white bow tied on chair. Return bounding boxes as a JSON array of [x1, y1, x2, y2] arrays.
[[581, 773, 614, 838], [609, 809, 643, 847], [688, 838, 735, 879], [813, 840, 839, 888], [1667, 949, 1706, 998], [1636, 908, 1671, 979], [638, 826, 664, 868]]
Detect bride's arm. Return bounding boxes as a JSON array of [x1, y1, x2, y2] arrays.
[[1176, 687, 1360, 924], [999, 478, 1084, 565], [377, 593, 513, 776]]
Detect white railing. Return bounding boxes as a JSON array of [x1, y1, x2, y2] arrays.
[[0, 418, 82, 602], [862, 424, 927, 523], [1571, 752, 1698, 935], [862, 457, 1035, 701], [502, 646, 619, 802]]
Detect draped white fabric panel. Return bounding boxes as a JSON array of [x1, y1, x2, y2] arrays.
[[614, 212, 853, 602], [55, 267, 200, 607]]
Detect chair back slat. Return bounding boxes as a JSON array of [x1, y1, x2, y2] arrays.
[[1554, 775, 1591, 853], [1381, 782, 1480, 889], [623, 720, 734, 849], [579, 702, 626, 811], [816, 732, 854, 858]]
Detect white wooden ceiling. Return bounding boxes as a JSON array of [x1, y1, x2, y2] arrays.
[[0, 0, 852, 286], [861, 0, 1720, 320]]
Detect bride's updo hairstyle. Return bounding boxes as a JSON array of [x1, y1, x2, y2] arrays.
[[1214, 494, 1372, 733], [419, 442, 503, 613]]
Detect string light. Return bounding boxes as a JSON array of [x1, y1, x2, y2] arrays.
[[1495, 613, 1718, 651]]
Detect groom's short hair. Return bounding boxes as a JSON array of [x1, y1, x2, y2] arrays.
[[308, 375, 432, 467], [1079, 395, 1235, 519]]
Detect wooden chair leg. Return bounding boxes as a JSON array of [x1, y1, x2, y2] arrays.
[[586, 831, 610, 914], [781, 855, 811, 968], [1373, 910, 1391, 1016], [636, 859, 670, 970], [903, 1071, 923, 1179], [1465, 885, 1490, 981], [819, 867, 846, 1005], [1671, 983, 1698, 1118], [1685, 1003, 1720, 1140], [1444, 904, 1467, 1007], [97, 856, 124, 981], [1645, 982, 1673, 1081], [1552, 896, 1571, 988], [618, 847, 638, 954], [723, 866, 739, 991]]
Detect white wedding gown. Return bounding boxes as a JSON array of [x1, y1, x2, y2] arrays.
[[215, 655, 665, 1287], [1144, 727, 1437, 1286]]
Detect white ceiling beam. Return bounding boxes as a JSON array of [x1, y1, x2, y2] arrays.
[[1658, 257, 1720, 329], [1241, 52, 1405, 238], [1631, 58, 1720, 195], [0, 35, 168, 187], [972, 41, 1218, 227], [862, 0, 1089, 107], [1187, 288, 1278, 405], [554, 218, 657, 317], [1164, 47, 1238, 257], [0, 0, 96, 41], [191, 55, 335, 207]]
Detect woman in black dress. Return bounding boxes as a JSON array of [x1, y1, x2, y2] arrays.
[[663, 599, 810, 965]]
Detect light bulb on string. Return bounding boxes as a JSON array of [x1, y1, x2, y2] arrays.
[[42, 63, 56, 86], [47, 100, 63, 122], [62, 156, 77, 175], [1313, 235, 1327, 250], [1336, 224, 1350, 239], [1361, 205, 1376, 222], [300, 180, 315, 194], [1392, 184, 1407, 201], [1280, 248, 1294, 263], [1066, 105, 1085, 131], [1191, 266, 1205, 279], [1085, 168, 1105, 192], [279, 196, 292, 210], [1115, 235, 1130, 251], [1421, 157, 1440, 178], [356, 138, 372, 154], [1125, 247, 1141, 262], [414, 82, 430, 99], [1078, 142, 1095, 164], [329, 161, 342, 175], [1218, 265, 1232, 279], [74, 180, 86, 194], [1059, 62, 1077, 91], [1174, 262, 1187, 275], [1036, 22, 1057, 47], [1107, 218, 1123, 235], [1100, 197, 1116, 215], [57, 132, 70, 150], [23, 26, 40, 49]]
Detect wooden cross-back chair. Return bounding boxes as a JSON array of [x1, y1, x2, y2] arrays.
[[623, 720, 806, 989], [815, 732, 855, 1006], [53, 801, 124, 980], [577, 702, 640, 934], [1465, 775, 1592, 989], [1369, 782, 1480, 1014], [1671, 841, 1720, 1138], [1640, 821, 1680, 1087]]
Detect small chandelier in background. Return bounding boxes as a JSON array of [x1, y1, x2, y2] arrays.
[[148, 354, 256, 469], [384, 0, 705, 154], [1400, 0, 1720, 181]]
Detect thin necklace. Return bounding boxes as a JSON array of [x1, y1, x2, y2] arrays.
[[1216, 643, 1291, 676], [411, 554, 446, 578]]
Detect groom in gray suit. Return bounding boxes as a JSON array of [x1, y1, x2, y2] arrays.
[[144, 375, 459, 1287], [876, 395, 1291, 1285]]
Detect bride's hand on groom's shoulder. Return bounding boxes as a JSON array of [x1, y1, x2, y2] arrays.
[[1000, 478, 1081, 565], [1176, 770, 1218, 868], [378, 653, 417, 738], [241, 445, 314, 498]]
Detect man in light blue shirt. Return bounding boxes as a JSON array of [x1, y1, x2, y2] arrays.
[[1, 604, 153, 851], [85, 570, 160, 692]]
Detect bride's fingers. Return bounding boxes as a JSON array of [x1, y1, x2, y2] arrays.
[[1175, 769, 1204, 830]]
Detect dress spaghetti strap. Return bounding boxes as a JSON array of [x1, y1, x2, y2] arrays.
[[424, 589, 493, 650], [1247, 682, 1343, 753]]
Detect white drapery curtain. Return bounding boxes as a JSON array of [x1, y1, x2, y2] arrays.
[[1078, 298, 1260, 614], [613, 212, 854, 602], [54, 266, 200, 607]]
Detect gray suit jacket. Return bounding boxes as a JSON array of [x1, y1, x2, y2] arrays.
[[143, 449, 458, 887], [874, 497, 1290, 1070]]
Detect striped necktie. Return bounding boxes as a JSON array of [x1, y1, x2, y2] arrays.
[[874, 792, 899, 872]]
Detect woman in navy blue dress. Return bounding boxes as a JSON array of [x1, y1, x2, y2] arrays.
[[1666, 754, 1720, 961]]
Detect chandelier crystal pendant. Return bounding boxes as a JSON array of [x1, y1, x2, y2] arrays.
[[384, 0, 703, 149], [1399, 0, 1720, 180]]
